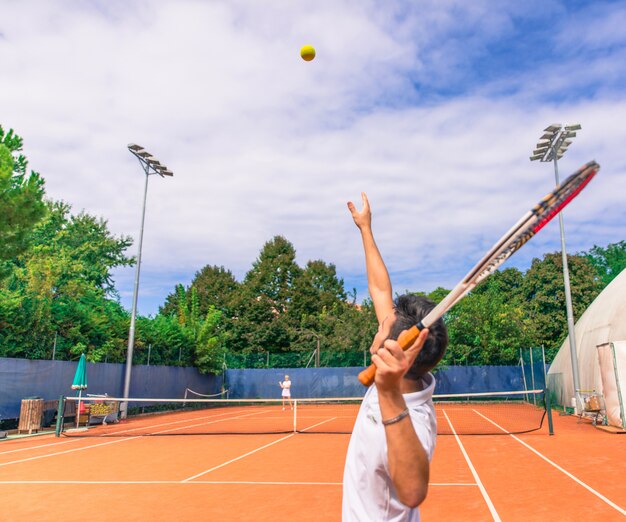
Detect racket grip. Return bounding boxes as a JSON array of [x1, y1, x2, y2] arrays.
[[357, 325, 422, 386]]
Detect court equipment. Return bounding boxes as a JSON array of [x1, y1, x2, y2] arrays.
[[359, 160, 600, 386], [300, 45, 316, 61], [55, 389, 549, 437]]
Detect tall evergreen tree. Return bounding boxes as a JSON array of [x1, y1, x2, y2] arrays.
[[0, 126, 46, 264], [244, 236, 301, 313]]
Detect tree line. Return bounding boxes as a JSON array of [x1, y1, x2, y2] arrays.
[[2, 125, 625, 372]]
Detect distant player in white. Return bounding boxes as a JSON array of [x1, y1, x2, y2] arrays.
[[279, 375, 293, 410]]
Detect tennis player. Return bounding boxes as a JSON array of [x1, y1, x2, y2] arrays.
[[279, 375, 293, 410], [343, 193, 448, 521]]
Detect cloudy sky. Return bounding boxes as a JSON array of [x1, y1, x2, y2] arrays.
[[2, 0, 626, 315]]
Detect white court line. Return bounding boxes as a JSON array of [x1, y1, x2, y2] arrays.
[[0, 409, 279, 468], [442, 410, 501, 522], [0, 406, 271, 455], [473, 410, 626, 517], [83, 406, 273, 437], [182, 433, 296, 482], [299, 417, 338, 432], [0, 436, 139, 467], [430, 483, 477, 486], [0, 438, 81, 456], [0, 480, 341, 485], [148, 409, 272, 435], [0, 480, 475, 486], [182, 415, 344, 482]]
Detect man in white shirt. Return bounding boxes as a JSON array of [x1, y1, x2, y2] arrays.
[[343, 193, 449, 521]]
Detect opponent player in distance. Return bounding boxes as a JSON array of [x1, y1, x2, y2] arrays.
[[279, 375, 293, 410], [342, 192, 448, 521]]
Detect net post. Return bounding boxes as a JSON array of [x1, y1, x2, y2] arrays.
[[55, 396, 65, 437], [545, 388, 554, 435], [293, 400, 298, 433]]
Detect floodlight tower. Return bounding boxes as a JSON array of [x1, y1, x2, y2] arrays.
[[121, 144, 173, 418], [530, 123, 582, 412]]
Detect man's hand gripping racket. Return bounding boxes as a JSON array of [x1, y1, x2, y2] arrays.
[[359, 160, 600, 386]]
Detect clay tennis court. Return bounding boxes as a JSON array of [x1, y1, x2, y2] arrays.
[[0, 403, 624, 521]]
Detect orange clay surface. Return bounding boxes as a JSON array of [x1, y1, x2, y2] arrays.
[[0, 408, 625, 521]]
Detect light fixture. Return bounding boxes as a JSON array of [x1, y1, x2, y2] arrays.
[[529, 123, 583, 414]]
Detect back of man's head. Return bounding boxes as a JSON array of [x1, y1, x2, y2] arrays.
[[388, 294, 448, 380]]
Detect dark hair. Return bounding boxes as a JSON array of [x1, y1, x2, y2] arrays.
[[388, 294, 448, 380]]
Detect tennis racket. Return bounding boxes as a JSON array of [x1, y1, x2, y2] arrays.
[[358, 160, 600, 386]]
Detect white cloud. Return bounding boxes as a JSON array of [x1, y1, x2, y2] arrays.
[[1, 0, 625, 314]]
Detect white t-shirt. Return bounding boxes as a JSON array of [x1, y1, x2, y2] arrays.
[[281, 380, 291, 397], [342, 373, 437, 522]]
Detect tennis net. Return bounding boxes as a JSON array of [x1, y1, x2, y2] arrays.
[[56, 389, 549, 437]]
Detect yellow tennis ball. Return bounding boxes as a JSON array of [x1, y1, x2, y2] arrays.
[[300, 45, 316, 61]]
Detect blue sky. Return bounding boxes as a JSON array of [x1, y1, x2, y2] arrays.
[[2, 0, 625, 316]]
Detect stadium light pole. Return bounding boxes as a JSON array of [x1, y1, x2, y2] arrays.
[[121, 144, 173, 419], [530, 123, 582, 412]]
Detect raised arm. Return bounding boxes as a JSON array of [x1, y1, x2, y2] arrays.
[[347, 192, 395, 324]]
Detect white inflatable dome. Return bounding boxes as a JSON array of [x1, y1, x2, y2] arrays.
[[547, 268, 626, 418]]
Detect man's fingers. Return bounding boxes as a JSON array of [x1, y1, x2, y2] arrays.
[[371, 351, 389, 371]]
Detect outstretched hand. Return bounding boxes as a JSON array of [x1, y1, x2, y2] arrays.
[[347, 192, 371, 230]]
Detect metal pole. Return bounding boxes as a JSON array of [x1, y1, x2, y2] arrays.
[[147, 344, 151, 366], [315, 337, 320, 368], [529, 347, 536, 405], [541, 344, 548, 388], [121, 165, 150, 419], [553, 157, 582, 413], [520, 350, 529, 402], [75, 389, 82, 429], [52, 332, 57, 360]]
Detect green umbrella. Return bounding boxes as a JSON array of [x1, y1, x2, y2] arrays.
[[71, 354, 87, 428], [71, 353, 88, 390]]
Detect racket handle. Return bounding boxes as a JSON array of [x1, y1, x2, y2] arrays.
[[357, 325, 422, 386]]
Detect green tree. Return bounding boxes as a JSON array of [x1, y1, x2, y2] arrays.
[[244, 236, 301, 313], [195, 306, 226, 373], [0, 201, 133, 360], [289, 259, 347, 322], [321, 299, 378, 367], [160, 265, 239, 317], [443, 286, 532, 365], [135, 314, 194, 366], [0, 126, 46, 263], [585, 241, 626, 287], [521, 252, 601, 360]]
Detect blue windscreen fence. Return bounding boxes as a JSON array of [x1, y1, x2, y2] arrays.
[[1, 358, 537, 421], [225, 365, 529, 399], [0, 357, 220, 420], [226, 367, 365, 399]]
